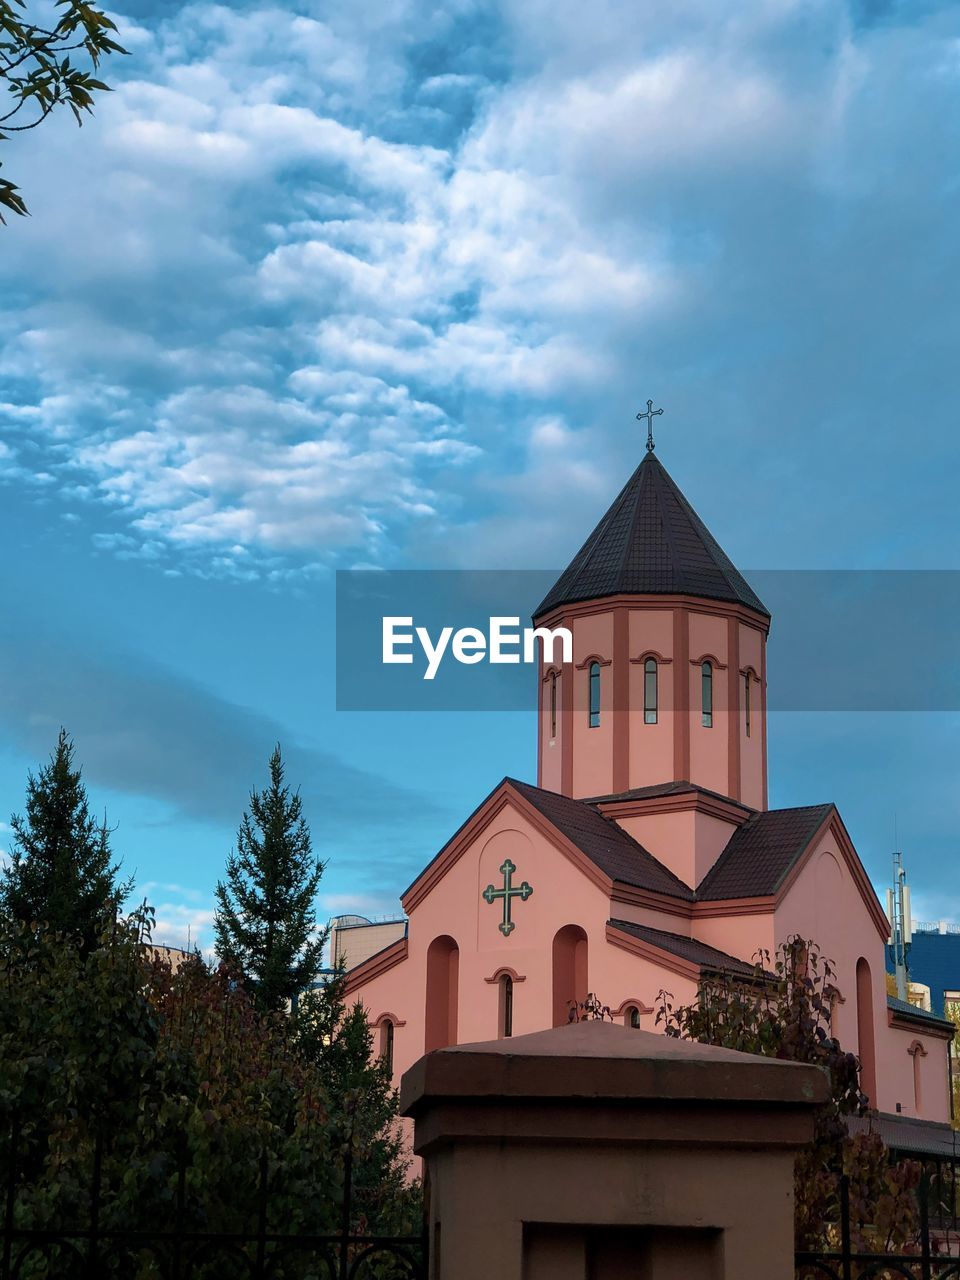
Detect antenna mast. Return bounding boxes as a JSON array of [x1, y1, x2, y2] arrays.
[[886, 844, 912, 1002]]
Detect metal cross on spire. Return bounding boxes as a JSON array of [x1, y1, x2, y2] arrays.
[[636, 398, 664, 453]]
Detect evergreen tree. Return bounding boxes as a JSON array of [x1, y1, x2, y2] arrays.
[[0, 728, 131, 947], [214, 745, 325, 1011]]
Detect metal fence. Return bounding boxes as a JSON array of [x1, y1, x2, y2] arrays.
[[796, 1170, 960, 1280], [1, 1123, 427, 1280]]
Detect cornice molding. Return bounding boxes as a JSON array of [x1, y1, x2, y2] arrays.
[[692, 896, 776, 919], [535, 592, 770, 637], [887, 1007, 953, 1041], [597, 788, 752, 827]]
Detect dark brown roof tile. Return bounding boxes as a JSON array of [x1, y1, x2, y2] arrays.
[[508, 778, 695, 901], [608, 919, 758, 977], [696, 804, 835, 900]]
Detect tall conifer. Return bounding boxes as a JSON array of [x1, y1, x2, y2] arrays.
[[214, 745, 325, 1011], [0, 728, 130, 947]]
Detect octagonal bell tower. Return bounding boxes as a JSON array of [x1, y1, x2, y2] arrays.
[[533, 447, 770, 809]]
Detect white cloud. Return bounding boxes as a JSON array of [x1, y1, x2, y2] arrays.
[[1, 0, 958, 575]]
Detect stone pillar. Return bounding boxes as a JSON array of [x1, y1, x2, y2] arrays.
[[400, 1021, 828, 1280]]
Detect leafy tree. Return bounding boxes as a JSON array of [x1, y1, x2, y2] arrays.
[[295, 974, 411, 1229], [214, 745, 325, 1012], [1, 0, 127, 220], [0, 727, 131, 948], [0, 911, 416, 1279], [657, 937, 921, 1254]]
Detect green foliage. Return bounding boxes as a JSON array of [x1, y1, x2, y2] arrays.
[[0, 0, 127, 219], [657, 936, 921, 1253], [0, 911, 415, 1278], [214, 745, 326, 1012], [0, 727, 131, 950], [295, 974, 414, 1234]]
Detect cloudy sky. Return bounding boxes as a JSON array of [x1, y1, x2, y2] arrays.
[[2, 0, 960, 952]]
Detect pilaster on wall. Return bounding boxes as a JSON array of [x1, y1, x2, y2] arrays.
[[726, 614, 741, 803], [673, 606, 690, 783], [561, 654, 574, 798], [612, 607, 630, 794]]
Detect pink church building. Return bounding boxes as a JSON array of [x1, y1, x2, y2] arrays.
[[344, 442, 954, 1139]]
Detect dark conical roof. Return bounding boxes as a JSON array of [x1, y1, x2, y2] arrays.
[[534, 452, 769, 619]]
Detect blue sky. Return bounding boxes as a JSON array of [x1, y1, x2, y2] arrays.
[[2, 0, 960, 951]]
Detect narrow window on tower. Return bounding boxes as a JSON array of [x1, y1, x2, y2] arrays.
[[744, 671, 751, 737], [626, 1005, 641, 1029], [701, 661, 713, 728], [644, 657, 658, 724], [550, 671, 558, 739], [588, 662, 601, 728]]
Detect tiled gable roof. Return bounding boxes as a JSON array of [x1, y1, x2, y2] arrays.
[[696, 804, 835, 900], [507, 778, 694, 901], [608, 919, 758, 977], [535, 452, 769, 619]]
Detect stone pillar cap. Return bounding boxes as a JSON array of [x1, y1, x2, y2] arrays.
[[401, 1021, 830, 1117]]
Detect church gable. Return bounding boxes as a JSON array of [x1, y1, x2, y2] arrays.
[[401, 777, 693, 917], [774, 811, 892, 943]]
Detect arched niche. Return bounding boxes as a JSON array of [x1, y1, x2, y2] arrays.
[[552, 924, 588, 1027], [425, 935, 459, 1052]]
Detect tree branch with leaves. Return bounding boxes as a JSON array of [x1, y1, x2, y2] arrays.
[[0, 0, 127, 219]]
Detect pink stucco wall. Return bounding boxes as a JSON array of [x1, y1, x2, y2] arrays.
[[612, 807, 739, 891]]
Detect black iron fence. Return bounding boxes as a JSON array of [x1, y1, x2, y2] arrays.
[[1, 1123, 427, 1280], [796, 1170, 960, 1280]]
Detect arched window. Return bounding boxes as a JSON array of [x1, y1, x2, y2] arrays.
[[856, 957, 877, 1106], [425, 935, 459, 1052], [909, 1041, 926, 1115], [744, 671, 751, 737], [625, 1005, 641, 1029], [701, 661, 713, 728], [549, 671, 558, 739], [552, 925, 588, 1026], [643, 657, 658, 724], [499, 973, 514, 1038], [380, 1018, 395, 1074], [588, 662, 601, 728]]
